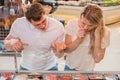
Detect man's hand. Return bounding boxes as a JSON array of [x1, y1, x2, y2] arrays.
[[10, 39, 28, 52], [4, 39, 28, 52], [52, 42, 66, 56]]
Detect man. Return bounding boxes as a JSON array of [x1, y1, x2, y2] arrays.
[[4, 3, 65, 71]]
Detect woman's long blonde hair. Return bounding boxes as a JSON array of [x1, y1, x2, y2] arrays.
[[81, 4, 104, 55]]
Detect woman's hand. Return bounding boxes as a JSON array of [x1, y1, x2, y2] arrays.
[[76, 28, 86, 40]]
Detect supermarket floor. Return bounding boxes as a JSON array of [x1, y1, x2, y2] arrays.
[[0, 22, 120, 71]]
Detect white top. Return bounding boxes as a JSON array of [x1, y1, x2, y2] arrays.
[[65, 19, 110, 71], [9, 16, 65, 70]]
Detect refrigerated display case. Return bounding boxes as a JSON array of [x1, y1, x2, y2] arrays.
[[0, 70, 120, 80], [0, 51, 120, 80]]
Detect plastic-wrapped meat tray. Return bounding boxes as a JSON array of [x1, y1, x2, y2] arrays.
[[104, 73, 118, 80], [1, 71, 120, 80], [0, 72, 14, 80]]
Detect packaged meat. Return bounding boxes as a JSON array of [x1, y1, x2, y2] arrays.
[[32, 77, 40, 80], [104, 74, 118, 80], [29, 76, 43, 80], [73, 75, 88, 80], [0, 73, 14, 80], [44, 74, 58, 80], [13, 74, 28, 80], [27, 72, 43, 80], [60, 75, 72, 80], [117, 74, 120, 79], [89, 74, 104, 80]]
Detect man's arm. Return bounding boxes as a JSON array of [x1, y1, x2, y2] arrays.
[[4, 35, 28, 52]]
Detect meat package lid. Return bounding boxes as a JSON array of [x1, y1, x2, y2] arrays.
[[117, 74, 120, 79], [26, 72, 43, 80], [88, 74, 104, 80], [59, 75, 72, 80], [31, 77, 42, 80], [104, 74, 119, 80], [13, 74, 28, 80], [73, 74, 88, 80], [44, 74, 58, 80], [28, 75, 43, 80], [13, 74, 43, 80], [44, 74, 73, 80]]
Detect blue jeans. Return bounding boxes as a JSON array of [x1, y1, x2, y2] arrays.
[[48, 64, 58, 71], [20, 65, 28, 70], [64, 65, 77, 71], [20, 64, 58, 71]]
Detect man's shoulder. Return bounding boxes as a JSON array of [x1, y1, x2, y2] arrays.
[[12, 17, 28, 26], [48, 17, 64, 27], [16, 17, 26, 21], [11, 17, 28, 29]]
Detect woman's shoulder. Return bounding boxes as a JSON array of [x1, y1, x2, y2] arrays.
[[66, 18, 79, 28], [104, 26, 110, 30], [67, 18, 79, 23], [103, 26, 110, 38]]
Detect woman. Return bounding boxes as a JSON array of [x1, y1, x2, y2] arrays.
[[52, 4, 110, 71]]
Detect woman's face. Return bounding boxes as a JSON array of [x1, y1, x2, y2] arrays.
[[31, 15, 48, 31], [80, 16, 96, 32]]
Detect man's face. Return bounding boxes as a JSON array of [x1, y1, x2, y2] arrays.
[[31, 15, 48, 31]]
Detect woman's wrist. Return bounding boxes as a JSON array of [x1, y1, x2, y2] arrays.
[[77, 36, 84, 43]]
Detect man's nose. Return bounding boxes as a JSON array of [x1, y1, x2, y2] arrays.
[[40, 24, 45, 28]]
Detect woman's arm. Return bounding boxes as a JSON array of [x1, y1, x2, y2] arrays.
[[64, 33, 84, 53], [94, 36, 106, 63], [93, 27, 110, 63]]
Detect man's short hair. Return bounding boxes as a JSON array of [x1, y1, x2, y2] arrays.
[[25, 3, 45, 21]]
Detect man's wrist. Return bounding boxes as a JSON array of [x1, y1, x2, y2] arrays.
[[4, 39, 18, 45]]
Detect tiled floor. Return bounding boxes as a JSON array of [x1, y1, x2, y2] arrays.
[[0, 22, 120, 71]]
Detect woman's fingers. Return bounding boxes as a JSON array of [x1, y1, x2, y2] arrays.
[[77, 28, 87, 39]]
